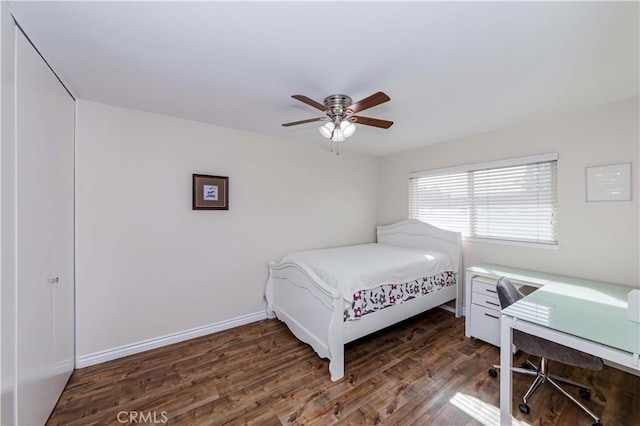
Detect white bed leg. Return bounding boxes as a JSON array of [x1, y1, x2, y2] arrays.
[[265, 262, 276, 319], [329, 349, 345, 382], [328, 294, 345, 382], [455, 281, 462, 318]]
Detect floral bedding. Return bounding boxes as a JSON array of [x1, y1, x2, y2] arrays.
[[343, 271, 456, 321]]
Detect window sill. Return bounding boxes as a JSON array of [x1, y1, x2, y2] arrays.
[[463, 237, 559, 250]]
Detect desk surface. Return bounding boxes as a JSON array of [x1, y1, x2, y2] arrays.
[[466, 264, 558, 287], [502, 276, 640, 355]]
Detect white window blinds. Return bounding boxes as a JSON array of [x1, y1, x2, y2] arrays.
[[409, 154, 558, 245]]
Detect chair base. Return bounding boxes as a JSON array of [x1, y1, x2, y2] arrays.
[[490, 357, 601, 425]]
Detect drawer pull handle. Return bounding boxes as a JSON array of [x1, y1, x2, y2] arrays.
[[485, 289, 497, 293], [484, 313, 499, 320], [485, 301, 500, 307]]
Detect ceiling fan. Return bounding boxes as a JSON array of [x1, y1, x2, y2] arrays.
[[282, 92, 393, 149]]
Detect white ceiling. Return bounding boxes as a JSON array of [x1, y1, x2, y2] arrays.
[[8, 1, 639, 156]]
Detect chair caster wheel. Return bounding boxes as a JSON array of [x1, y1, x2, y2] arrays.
[[488, 368, 498, 378], [579, 388, 591, 400], [518, 403, 530, 415]]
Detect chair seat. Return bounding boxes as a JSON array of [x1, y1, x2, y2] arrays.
[[514, 327, 604, 371]]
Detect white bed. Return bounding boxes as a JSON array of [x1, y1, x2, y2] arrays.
[[265, 219, 462, 382]]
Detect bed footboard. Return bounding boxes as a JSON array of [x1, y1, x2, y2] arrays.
[[266, 261, 346, 381]]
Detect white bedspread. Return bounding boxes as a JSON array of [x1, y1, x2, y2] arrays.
[[281, 243, 458, 302]]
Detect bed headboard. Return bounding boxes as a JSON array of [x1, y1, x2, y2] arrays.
[[377, 219, 462, 271]]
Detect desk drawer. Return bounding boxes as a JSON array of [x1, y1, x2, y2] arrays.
[[472, 279, 499, 297], [472, 292, 501, 311], [469, 304, 501, 346]]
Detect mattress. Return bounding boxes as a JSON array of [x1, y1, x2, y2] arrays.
[[281, 243, 458, 303]]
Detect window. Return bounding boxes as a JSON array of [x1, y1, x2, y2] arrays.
[[409, 154, 558, 246]]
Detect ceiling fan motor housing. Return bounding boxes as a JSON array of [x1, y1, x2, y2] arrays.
[[324, 94, 353, 122]]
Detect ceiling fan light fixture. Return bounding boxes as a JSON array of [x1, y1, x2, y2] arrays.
[[330, 128, 346, 142], [319, 122, 334, 139], [340, 120, 356, 137]]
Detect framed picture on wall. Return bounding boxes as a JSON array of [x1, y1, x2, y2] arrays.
[[192, 174, 229, 210], [585, 163, 632, 202]]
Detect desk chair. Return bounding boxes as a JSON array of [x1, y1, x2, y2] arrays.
[[488, 277, 604, 425]]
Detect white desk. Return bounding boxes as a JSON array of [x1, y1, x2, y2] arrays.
[[465, 264, 559, 346], [500, 275, 640, 425]]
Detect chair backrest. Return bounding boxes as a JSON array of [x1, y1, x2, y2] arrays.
[[496, 277, 524, 309]]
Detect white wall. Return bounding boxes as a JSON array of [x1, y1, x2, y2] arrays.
[[70, 97, 640, 364], [76, 100, 380, 360], [379, 99, 639, 289]]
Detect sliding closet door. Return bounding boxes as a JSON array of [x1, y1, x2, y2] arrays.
[[52, 59, 75, 385], [15, 29, 74, 426]]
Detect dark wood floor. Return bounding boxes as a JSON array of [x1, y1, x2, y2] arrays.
[[48, 309, 639, 425]]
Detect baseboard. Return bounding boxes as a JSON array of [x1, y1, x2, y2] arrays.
[[77, 311, 268, 368], [439, 304, 466, 316]]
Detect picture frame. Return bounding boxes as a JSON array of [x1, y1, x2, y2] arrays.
[[585, 163, 632, 202], [192, 174, 229, 210]]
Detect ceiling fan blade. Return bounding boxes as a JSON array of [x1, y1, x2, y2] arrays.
[[291, 95, 326, 111], [281, 117, 325, 127], [348, 92, 390, 114], [352, 116, 394, 129]]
